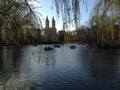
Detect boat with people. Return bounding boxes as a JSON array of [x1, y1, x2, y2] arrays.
[[44, 46, 53, 51], [54, 44, 61, 48], [70, 45, 76, 49]]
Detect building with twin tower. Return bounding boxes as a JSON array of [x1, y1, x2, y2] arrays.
[[41, 16, 58, 42]]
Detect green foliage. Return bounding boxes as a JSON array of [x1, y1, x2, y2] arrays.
[[0, 0, 40, 46], [89, 0, 120, 47]]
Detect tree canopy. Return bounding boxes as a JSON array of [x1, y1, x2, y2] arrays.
[[89, 0, 120, 46], [0, 0, 41, 45], [54, 0, 88, 29]]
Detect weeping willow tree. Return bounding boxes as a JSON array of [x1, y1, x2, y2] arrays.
[[89, 0, 120, 47], [53, 0, 88, 29], [0, 0, 41, 45]]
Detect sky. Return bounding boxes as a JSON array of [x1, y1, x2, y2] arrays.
[[29, 0, 97, 31]]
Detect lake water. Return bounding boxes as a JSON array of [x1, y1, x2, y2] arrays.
[[0, 44, 120, 90]]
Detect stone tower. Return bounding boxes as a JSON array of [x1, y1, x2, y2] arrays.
[[52, 17, 55, 29], [45, 16, 49, 29]]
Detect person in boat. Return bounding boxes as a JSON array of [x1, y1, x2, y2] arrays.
[[70, 45, 76, 49], [44, 46, 53, 50]]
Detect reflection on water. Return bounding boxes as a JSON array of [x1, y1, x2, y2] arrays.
[[0, 45, 120, 90]]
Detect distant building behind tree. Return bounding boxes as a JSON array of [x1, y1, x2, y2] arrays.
[[41, 16, 58, 43]]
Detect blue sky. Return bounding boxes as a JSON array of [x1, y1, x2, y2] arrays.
[[29, 0, 97, 31]]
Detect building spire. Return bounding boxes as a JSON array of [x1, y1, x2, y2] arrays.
[[52, 16, 55, 28], [45, 16, 49, 29]]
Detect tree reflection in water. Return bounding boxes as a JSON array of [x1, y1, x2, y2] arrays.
[[79, 48, 120, 88], [0, 46, 30, 90], [0, 45, 120, 90]]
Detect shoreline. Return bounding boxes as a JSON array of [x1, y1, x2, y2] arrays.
[[0, 42, 120, 49]]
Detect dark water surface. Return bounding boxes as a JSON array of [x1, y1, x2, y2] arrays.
[[0, 44, 120, 90]]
